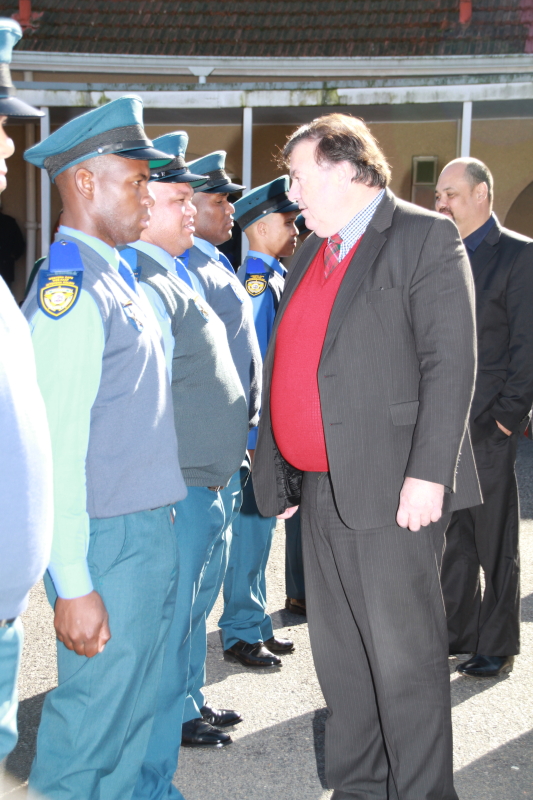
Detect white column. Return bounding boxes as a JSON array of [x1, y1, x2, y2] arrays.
[[25, 123, 37, 281], [40, 107, 51, 258], [460, 100, 472, 158], [241, 106, 253, 261]]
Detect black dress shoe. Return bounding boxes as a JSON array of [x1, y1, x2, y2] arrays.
[[200, 704, 243, 727], [285, 597, 306, 616], [264, 636, 295, 653], [224, 640, 282, 667], [181, 718, 232, 747], [456, 654, 515, 677]]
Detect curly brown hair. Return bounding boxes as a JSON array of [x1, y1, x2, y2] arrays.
[[280, 113, 391, 189]]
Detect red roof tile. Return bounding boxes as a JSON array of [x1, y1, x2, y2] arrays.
[[5, 1, 531, 57]]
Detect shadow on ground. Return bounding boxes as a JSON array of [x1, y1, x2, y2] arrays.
[[449, 660, 513, 708], [5, 692, 47, 784], [454, 727, 533, 800], [176, 710, 329, 800], [521, 591, 533, 622]]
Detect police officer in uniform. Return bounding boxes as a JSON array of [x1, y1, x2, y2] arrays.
[[178, 150, 263, 704], [0, 18, 53, 766], [122, 134, 248, 800], [220, 176, 301, 666], [23, 96, 187, 800]]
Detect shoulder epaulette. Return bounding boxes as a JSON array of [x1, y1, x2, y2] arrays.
[[37, 239, 84, 319]]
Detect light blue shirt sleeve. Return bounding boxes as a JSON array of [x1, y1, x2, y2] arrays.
[[140, 283, 175, 381], [28, 291, 105, 599]]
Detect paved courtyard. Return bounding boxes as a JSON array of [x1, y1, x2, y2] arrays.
[[2, 439, 532, 799]]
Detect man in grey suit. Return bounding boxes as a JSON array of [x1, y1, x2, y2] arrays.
[[252, 114, 482, 800]]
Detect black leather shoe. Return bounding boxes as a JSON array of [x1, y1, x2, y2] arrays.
[[224, 640, 282, 667], [264, 636, 295, 653], [200, 704, 242, 727], [285, 597, 306, 616], [457, 654, 515, 677], [181, 718, 232, 747]]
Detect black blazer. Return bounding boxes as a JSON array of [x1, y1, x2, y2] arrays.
[[468, 218, 533, 444], [252, 190, 482, 530]]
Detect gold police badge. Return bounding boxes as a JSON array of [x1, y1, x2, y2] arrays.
[[245, 274, 268, 296], [40, 275, 79, 317]]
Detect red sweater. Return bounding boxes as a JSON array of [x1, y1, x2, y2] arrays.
[[271, 238, 361, 472]]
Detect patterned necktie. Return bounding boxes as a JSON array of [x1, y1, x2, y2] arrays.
[[324, 233, 343, 278]]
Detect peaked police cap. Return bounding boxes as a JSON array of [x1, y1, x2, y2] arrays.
[[0, 18, 43, 119], [149, 131, 208, 184], [24, 95, 173, 181], [233, 175, 299, 230], [187, 151, 245, 194]]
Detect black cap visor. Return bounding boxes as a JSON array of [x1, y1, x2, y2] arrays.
[[119, 146, 173, 165], [192, 171, 245, 194], [276, 197, 300, 214], [200, 180, 246, 194], [0, 94, 44, 120], [237, 194, 299, 230], [150, 167, 208, 185]]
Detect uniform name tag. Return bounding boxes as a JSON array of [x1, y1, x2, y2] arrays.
[[192, 293, 210, 321], [122, 301, 144, 331]]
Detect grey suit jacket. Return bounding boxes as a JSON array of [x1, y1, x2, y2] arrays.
[[252, 189, 482, 530]]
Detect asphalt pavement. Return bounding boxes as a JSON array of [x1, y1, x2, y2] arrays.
[[2, 438, 532, 799]]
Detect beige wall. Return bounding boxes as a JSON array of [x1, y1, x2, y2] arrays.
[[370, 121, 458, 201], [470, 118, 533, 223], [145, 124, 243, 179]]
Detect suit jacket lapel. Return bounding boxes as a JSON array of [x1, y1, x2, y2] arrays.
[[281, 233, 322, 306], [263, 233, 323, 377], [264, 190, 396, 380], [321, 190, 395, 361]]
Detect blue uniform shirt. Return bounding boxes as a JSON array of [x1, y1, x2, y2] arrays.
[[237, 250, 286, 449]]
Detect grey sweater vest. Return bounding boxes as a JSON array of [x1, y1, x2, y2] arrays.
[[138, 251, 248, 486], [24, 235, 186, 518], [187, 246, 262, 430]]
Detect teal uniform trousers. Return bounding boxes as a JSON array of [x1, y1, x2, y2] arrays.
[[219, 465, 276, 649], [133, 486, 227, 800], [0, 618, 23, 762], [183, 466, 245, 722], [29, 506, 179, 800]]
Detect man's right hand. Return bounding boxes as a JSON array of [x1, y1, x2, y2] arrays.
[[54, 591, 111, 658]]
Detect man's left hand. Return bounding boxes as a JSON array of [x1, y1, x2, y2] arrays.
[[396, 477, 445, 531], [496, 420, 512, 436]]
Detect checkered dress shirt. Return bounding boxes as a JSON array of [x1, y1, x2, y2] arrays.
[[332, 189, 385, 260]]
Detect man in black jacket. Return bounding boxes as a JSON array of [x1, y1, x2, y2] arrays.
[[436, 158, 533, 677]]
